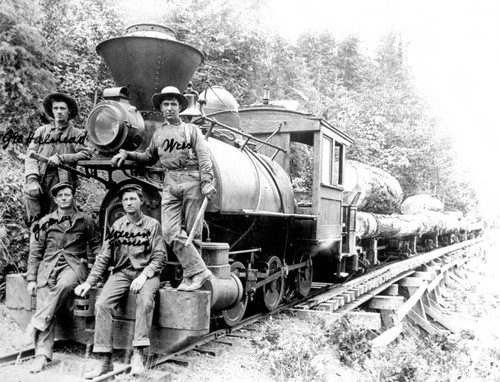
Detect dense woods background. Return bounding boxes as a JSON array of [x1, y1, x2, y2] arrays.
[[0, 0, 479, 286]]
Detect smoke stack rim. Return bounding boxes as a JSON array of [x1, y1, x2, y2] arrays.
[[125, 23, 177, 40]]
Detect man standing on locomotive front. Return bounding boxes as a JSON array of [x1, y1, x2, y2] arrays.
[[24, 92, 92, 225], [75, 184, 167, 378], [110, 86, 216, 291], [24, 182, 101, 374]]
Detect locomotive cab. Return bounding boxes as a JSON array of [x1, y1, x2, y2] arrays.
[[238, 106, 357, 281]]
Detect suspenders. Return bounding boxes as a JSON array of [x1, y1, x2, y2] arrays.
[[183, 122, 194, 160]]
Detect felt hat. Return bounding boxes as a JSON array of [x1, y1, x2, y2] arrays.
[[42, 93, 79, 120], [151, 86, 188, 112]]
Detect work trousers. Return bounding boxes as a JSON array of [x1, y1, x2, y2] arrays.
[[161, 170, 207, 278], [31, 263, 79, 359], [24, 172, 59, 224], [92, 268, 160, 353]]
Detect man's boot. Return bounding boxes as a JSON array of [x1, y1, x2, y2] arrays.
[[184, 269, 212, 291], [176, 277, 191, 291], [84, 352, 113, 379], [130, 347, 146, 375], [28, 355, 49, 373]]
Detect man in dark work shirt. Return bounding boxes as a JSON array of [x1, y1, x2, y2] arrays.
[[25, 182, 101, 373]]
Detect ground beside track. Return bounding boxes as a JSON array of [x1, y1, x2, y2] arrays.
[[1, 240, 500, 381]]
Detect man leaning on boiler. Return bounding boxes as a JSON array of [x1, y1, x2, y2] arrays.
[[110, 86, 216, 292]]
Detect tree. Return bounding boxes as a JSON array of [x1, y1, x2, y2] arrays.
[[336, 35, 365, 91], [1, 0, 479, 216], [0, 0, 56, 137], [145, 0, 272, 105], [37, 0, 124, 126]]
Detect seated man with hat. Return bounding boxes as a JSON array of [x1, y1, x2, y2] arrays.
[[110, 86, 216, 292], [25, 181, 101, 373], [75, 184, 167, 378], [24, 92, 92, 225]]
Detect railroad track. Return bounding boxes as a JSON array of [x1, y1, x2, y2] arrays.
[[290, 237, 490, 345], [0, 237, 490, 381]]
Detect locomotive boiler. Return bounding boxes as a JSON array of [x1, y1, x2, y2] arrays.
[[6, 23, 359, 355]]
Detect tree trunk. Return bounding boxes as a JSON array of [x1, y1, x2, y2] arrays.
[[343, 160, 403, 214], [356, 211, 468, 239], [401, 194, 444, 214]]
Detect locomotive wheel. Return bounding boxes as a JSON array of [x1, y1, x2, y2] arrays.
[[261, 256, 284, 311], [222, 261, 248, 327], [296, 254, 313, 297]]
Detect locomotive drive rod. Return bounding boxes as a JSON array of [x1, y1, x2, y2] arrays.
[[185, 197, 208, 247], [28, 151, 88, 177]]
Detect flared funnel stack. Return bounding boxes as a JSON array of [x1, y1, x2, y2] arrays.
[[96, 24, 204, 111]]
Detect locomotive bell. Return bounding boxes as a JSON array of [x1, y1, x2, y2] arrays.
[[179, 82, 203, 121]]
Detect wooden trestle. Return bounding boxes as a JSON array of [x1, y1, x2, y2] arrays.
[[290, 237, 492, 347]]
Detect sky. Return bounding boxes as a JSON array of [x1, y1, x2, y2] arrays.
[[119, 0, 500, 216], [264, 0, 500, 217]]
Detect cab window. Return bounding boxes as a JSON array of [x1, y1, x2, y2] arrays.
[[322, 136, 343, 186]]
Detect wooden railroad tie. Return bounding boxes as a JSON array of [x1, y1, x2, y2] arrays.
[[191, 347, 222, 357]]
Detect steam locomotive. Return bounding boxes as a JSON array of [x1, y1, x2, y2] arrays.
[[5, 23, 378, 355]]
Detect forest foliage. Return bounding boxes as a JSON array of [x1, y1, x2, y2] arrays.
[[0, 0, 477, 213]]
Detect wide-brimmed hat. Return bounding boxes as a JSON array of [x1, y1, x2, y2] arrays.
[[151, 86, 188, 112], [51, 181, 74, 197], [43, 93, 79, 120], [117, 184, 144, 199]]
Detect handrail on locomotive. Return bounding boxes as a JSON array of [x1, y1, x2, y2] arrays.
[[75, 110, 288, 194]]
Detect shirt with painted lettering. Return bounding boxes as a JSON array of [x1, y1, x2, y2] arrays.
[[86, 214, 167, 286], [27, 208, 101, 286], [128, 122, 213, 186], [24, 121, 92, 181]]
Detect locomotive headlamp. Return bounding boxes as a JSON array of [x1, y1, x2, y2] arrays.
[[85, 87, 145, 154]]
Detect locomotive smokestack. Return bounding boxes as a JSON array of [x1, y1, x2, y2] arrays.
[[96, 23, 204, 111]]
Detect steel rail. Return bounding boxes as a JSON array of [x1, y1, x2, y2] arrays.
[[150, 237, 488, 371], [1, 237, 489, 380]]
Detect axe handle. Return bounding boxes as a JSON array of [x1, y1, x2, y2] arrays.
[[28, 151, 88, 178], [185, 197, 209, 247]]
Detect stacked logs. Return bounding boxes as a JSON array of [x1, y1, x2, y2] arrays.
[[343, 160, 482, 239], [343, 160, 403, 214], [355, 210, 468, 239]]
